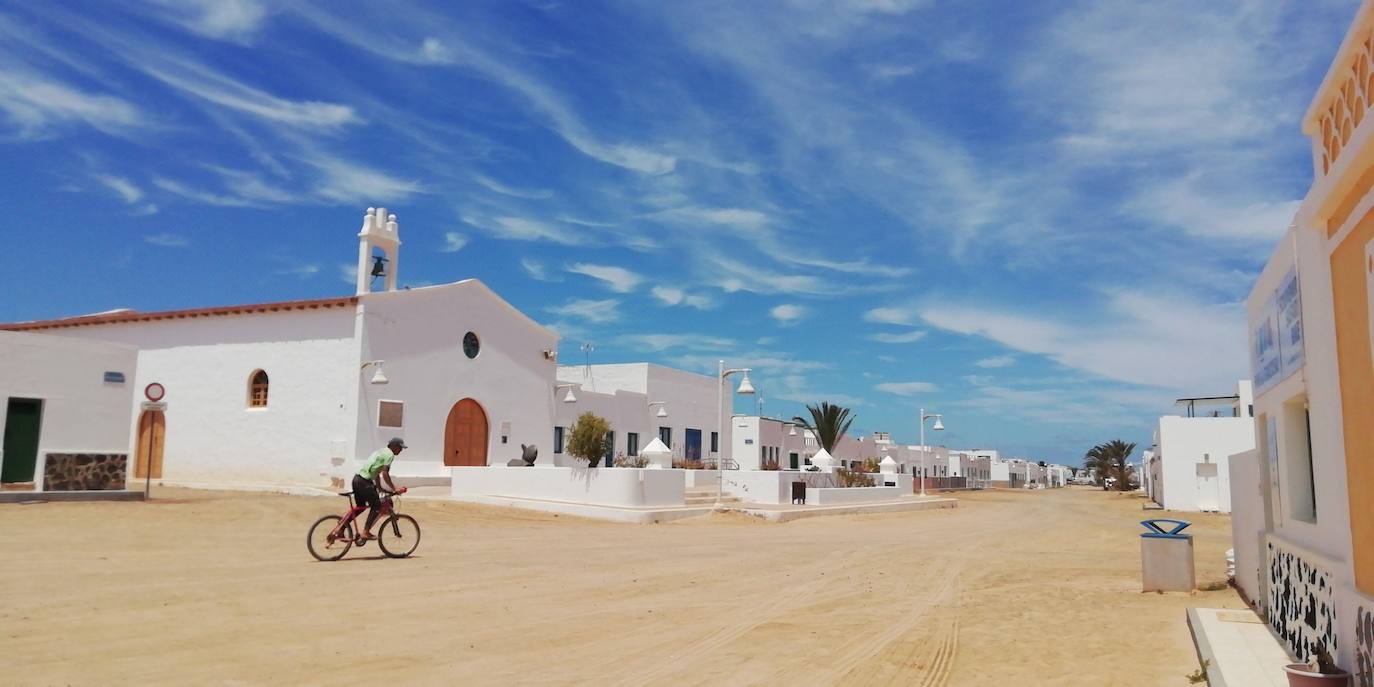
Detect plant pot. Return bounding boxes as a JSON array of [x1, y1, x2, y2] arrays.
[[1283, 663, 1352, 686]]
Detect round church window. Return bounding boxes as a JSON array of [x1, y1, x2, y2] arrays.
[[463, 332, 480, 359]]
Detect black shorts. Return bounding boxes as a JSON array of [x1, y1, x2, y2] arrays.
[[352, 474, 381, 510]]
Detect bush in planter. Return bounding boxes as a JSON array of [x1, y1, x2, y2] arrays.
[[861, 458, 881, 473], [1283, 646, 1350, 684], [835, 467, 875, 488], [613, 454, 649, 468], [761, 457, 780, 471], [567, 412, 611, 468], [672, 458, 706, 470]]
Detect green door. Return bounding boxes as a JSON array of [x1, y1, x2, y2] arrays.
[[2, 398, 43, 484]]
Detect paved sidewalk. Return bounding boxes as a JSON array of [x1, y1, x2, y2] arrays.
[[1187, 607, 1293, 687]]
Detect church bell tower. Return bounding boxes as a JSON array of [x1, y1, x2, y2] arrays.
[[356, 207, 400, 295]]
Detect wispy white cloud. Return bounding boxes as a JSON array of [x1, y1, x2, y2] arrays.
[[148, 0, 268, 41], [769, 303, 807, 326], [144, 232, 189, 247], [651, 285, 713, 309], [921, 289, 1247, 391], [863, 306, 918, 326], [337, 263, 357, 285], [465, 214, 581, 245], [874, 381, 937, 396], [617, 333, 737, 352], [278, 263, 320, 279], [975, 355, 1015, 369], [521, 258, 554, 281], [870, 330, 926, 344], [153, 177, 259, 207], [442, 232, 469, 253], [311, 155, 423, 203], [547, 298, 621, 324], [140, 63, 358, 129], [566, 263, 643, 293], [0, 70, 143, 137], [94, 174, 143, 204], [473, 174, 552, 200]]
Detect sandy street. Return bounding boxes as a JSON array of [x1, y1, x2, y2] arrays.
[[0, 486, 1240, 686]]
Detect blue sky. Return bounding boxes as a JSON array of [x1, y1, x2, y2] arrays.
[[0, 0, 1358, 463]]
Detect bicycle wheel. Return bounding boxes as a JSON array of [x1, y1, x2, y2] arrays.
[[307, 514, 354, 562], [378, 514, 420, 558]]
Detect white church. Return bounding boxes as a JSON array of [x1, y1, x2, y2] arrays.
[[2, 208, 564, 490]]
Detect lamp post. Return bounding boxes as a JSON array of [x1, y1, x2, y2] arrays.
[[918, 407, 944, 498], [716, 360, 755, 509]]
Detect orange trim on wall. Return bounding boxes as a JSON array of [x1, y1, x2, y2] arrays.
[[1327, 163, 1374, 238], [1331, 209, 1374, 595]]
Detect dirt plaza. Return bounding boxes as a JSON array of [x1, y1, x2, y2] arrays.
[[1, 486, 1240, 686]]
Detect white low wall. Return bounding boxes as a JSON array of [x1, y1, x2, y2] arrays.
[[450, 466, 686, 508], [720, 471, 914, 504], [806, 486, 904, 505], [685, 470, 720, 488]]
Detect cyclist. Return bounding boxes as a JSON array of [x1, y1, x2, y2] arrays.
[[354, 437, 405, 541]]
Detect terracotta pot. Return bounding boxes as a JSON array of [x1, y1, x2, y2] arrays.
[[1283, 663, 1352, 686]]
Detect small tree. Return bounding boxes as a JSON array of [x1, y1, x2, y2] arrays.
[[567, 412, 611, 468]]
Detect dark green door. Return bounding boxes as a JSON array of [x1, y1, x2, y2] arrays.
[[2, 398, 43, 483]]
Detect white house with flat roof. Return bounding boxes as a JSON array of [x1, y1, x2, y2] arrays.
[[0, 331, 138, 492], [1146, 382, 1255, 513]]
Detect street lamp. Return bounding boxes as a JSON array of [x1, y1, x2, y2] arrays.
[[648, 401, 668, 418], [553, 383, 578, 403], [360, 360, 388, 385], [716, 360, 754, 509], [918, 407, 944, 498]]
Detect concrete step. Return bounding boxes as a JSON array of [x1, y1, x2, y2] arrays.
[[685, 494, 741, 505]]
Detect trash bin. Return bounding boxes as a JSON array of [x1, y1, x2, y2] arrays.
[[1140, 519, 1195, 592], [791, 481, 806, 504]]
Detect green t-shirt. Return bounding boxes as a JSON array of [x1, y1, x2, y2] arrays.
[[358, 447, 396, 480]]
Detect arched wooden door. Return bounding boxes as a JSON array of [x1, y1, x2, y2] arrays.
[[443, 399, 488, 467], [135, 410, 165, 479]]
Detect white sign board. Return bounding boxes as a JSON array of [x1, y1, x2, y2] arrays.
[[141, 401, 167, 412], [1251, 267, 1304, 395]]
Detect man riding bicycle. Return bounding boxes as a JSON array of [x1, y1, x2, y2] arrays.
[[354, 437, 405, 541]]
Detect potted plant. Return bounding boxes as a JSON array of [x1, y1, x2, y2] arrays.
[[1284, 648, 1352, 686]]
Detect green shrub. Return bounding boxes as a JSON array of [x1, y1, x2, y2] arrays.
[[567, 412, 611, 467]]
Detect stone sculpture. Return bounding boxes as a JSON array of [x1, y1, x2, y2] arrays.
[[506, 444, 538, 467]]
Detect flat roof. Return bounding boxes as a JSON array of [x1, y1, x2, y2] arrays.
[[0, 296, 358, 332], [1173, 395, 1239, 405]]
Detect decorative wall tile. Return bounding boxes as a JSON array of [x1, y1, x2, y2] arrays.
[[1357, 603, 1373, 687], [43, 453, 127, 491], [1267, 540, 1338, 663]]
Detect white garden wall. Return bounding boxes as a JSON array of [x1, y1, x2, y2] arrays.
[[450, 466, 686, 508]]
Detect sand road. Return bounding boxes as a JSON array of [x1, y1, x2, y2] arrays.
[[0, 486, 1240, 686]]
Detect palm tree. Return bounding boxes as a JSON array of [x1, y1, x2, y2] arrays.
[[1084, 440, 1136, 491], [792, 402, 855, 453]]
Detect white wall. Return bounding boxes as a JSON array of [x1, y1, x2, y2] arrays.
[[450, 465, 685, 508], [1228, 448, 1268, 605], [358, 281, 559, 477], [45, 307, 358, 487], [551, 386, 649, 467], [0, 331, 138, 488], [558, 364, 729, 465], [1156, 415, 1255, 512], [807, 486, 904, 505]]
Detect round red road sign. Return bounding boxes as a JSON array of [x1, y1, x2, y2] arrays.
[[144, 382, 166, 402]]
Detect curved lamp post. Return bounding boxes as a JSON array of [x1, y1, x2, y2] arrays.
[[918, 407, 944, 498], [716, 360, 754, 509]]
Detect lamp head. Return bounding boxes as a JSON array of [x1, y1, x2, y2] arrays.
[[369, 363, 388, 385], [931, 417, 945, 431], [562, 388, 577, 403], [735, 371, 755, 395], [656, 405, 668, 418]]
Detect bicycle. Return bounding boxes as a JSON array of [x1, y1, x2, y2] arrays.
[[306, 486, 421, 561]]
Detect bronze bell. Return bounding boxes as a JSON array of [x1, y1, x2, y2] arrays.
[[370, 254, 388, 278]]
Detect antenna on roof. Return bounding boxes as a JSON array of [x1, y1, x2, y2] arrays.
[[580, 342, 595, 378]]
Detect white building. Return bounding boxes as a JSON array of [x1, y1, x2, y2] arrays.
[[553, 363, 728, 468], [1146, 382, 1255, 513], [1, 208, 561, 490], [0, 331, 138, 491]]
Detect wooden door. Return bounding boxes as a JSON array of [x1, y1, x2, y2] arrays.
[[135, 410, 165, 479], [444, 399, 488, 467]]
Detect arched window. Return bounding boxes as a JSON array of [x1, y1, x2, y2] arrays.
[[248, 370, 269, 407]]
